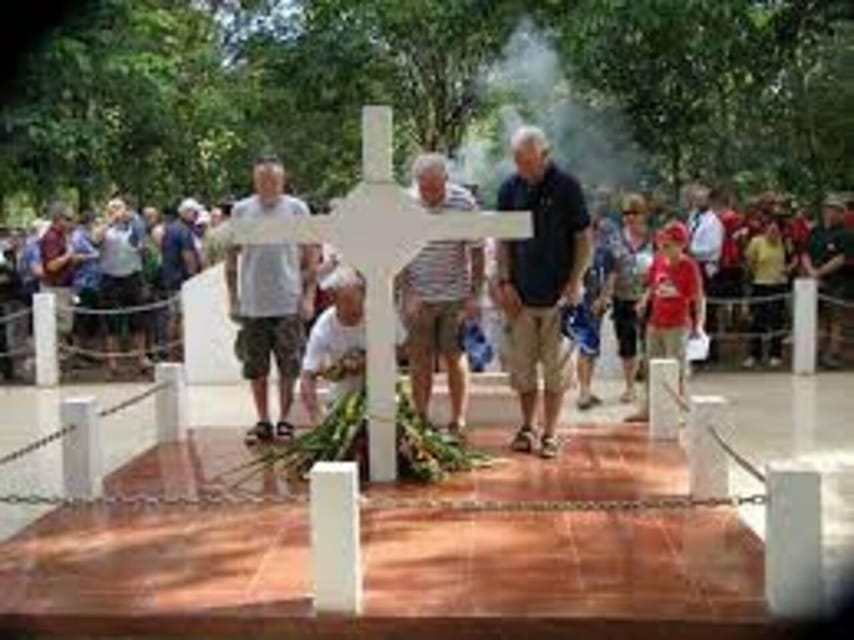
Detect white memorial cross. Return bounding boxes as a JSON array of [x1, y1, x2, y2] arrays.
[[230, 105, 531, 482]]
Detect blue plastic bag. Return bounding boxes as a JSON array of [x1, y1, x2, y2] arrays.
[[462, 319, 494, 372]]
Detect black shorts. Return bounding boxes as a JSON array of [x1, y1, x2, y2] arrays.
[[612, 297, 641, 359], [73, 287, 103, 338], [101, 273, 146, 335], [714, 267, 745, 300]]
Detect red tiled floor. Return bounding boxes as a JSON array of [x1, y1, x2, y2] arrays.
[[0, 424, 773, 637]]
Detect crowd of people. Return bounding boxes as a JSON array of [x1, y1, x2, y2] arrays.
[[562, 185, 854, 414], [223, 129, 853, 459], [0, 126, 851, 459], [0, 195, 232, 379]]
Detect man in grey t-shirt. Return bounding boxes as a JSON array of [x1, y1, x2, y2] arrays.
[[226, 156, 319, 445]]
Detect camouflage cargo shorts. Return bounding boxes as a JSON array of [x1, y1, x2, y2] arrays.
[[234, 315, 305, 381]]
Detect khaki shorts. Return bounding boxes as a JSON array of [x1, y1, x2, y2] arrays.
[[43, 286, 75, 338], [237, 315, 305, 381], [504, 306, 571, 394], [645, 326, 687, 363], [405, 300, 464, 356]]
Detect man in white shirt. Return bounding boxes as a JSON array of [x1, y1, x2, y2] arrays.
[[225, 156, 319, 445], [687, 185, 724, 363], [301, 266, 366, 426]]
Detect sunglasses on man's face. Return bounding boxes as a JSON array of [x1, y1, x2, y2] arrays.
[[623, 210, 640, 216]]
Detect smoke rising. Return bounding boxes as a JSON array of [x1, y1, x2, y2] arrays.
[[454, 21, 651, 206]]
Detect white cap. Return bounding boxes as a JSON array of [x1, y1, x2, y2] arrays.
[[319, 265, 362, 291], [178, 198, 203, 215]]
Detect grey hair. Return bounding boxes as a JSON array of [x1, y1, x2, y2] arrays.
[[510, 125, 550, 154], [412, 153, 448, 181], [47, 201, 72, 221]]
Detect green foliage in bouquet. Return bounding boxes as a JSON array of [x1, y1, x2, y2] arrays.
[[235, 382, 495, 485]]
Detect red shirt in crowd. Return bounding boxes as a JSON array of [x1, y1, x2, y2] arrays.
[[647, 253, 703, 330], [718, 208, 746, 269], [39, 224, 73, 287], [785, 214, 812, 255], [844, 209, 854, 231]]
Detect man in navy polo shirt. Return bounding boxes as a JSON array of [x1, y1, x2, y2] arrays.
[[495, 126, 593, 459]]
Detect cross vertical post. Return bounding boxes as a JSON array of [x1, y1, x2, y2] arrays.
[[362, 106, 394, 184]]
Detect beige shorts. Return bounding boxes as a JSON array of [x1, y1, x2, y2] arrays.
[[405, 300, 464, 356], [504, 306, 571, 394], [645, 326, 687, 363]]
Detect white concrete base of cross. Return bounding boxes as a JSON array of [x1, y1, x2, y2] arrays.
[[230, 106, 532, 482]]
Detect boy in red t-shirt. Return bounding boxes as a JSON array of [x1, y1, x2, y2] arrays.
[[627, 221, 704, 422]]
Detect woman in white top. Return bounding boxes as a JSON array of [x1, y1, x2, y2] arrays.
[[97, 198, 151, 376]]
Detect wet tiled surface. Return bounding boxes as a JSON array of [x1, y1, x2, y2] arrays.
[[0, 424, 774, 637]]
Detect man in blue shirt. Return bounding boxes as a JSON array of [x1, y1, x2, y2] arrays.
[[495, 126, 593, 459], [161, 198, 201, 294]]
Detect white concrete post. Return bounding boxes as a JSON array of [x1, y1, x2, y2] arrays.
[[310, 462, 362, 615], [688, 395, 729, 499], [61, 396, 102, 498], [765, 462, 823, 618], [649, 358, 681, 441], [793, 278, 817, 375], [155, 363, 188, 443], [33, 292, 59, 387]]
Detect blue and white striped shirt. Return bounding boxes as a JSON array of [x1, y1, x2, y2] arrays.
[[404, 183, 482, 303]]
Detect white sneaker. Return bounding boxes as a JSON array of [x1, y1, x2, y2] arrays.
[[768, 357, 783, 369], [742, 357, 756, 369]]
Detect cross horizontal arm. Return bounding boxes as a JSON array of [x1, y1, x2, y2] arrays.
[[227, 217, 337, 246], [420, 210, 532, 242]]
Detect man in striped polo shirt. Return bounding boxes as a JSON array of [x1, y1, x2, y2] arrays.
[[399, 153, 485, 439]]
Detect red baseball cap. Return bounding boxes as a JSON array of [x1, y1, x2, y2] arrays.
[[658, 221, 690, 247]]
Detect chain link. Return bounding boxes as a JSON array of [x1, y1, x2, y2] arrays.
[[0, 424, 77, 467], [97, 381, 171, 418], [818, 293, 854, 310], [55, 295, 181, 317], [0, 491, 310, 507], [706, 292, 792, 305], [707, 425, 767, 484], [0, 306, 33, 324], [60, 340, 183, 362], [0, 489, 766, 511], [359, 494, 767, 512], [662, 382, 691, 414]]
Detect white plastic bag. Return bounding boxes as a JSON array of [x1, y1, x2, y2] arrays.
[[686, 332, 710, 362]]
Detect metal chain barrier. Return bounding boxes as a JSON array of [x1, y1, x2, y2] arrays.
[[59, 340, 183, 362], [360, 493, 767, 512], [0, 424, 77, 467], [0, 489, 766, 510], [0, 307, 33, 324], [706, 328, 791, 340], [663, 381, 691, 414], [818, 293, 854, 310], [55, 295, 180, 317], [707, 425, 767, 484], [97, 380, 171, 418], [0, 491, 308, 507], [706, 292, 793, 305], [0, 346, 36, 359]]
